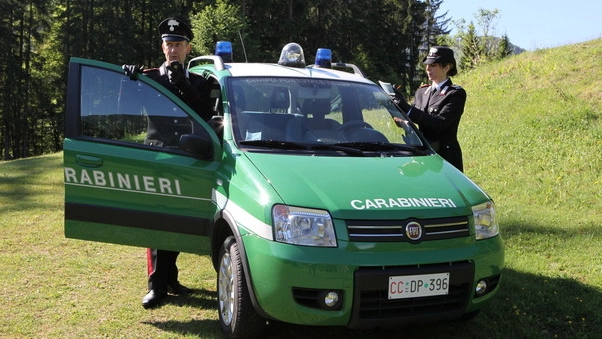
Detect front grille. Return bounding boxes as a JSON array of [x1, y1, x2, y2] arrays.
[[348, 261, 474, 328], [346, 216, 469, 242]]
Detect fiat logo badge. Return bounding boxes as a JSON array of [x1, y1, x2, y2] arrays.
[[405, 221, 423, 241]]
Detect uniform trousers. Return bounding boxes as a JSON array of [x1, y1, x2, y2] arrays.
[[147, 248, 180, 291]]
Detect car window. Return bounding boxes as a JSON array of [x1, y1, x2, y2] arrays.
[[80, 66, 202, 149], [228, 77, 423, 147]]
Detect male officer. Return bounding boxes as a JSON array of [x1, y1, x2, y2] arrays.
[[393, 46, 466, 172], [123, 17, 211, 308]]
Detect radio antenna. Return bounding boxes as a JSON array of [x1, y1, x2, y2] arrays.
[[238, 31, 248, 63]]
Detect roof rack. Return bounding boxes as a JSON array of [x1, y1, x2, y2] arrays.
[[331, 62, 365, 77], [188, 55, 226, 71]]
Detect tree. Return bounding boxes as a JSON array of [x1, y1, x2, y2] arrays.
[[496, 33, 513, 60], [450, 7, 514, 70], [233, 0, 308, 62], [475, 8, 500, 61], [190, 0, 248, 60], [422, 0, 451, 51], [0, 0, 55, 160], [399, 0, 450, 89], [0, 0, 461, 161], [459, 22, 481, 71]]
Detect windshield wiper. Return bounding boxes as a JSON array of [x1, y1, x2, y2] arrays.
[[334, 142, 429, 155], [306, 144, 366, 156], [239, 139, 367, 156], [239, 140, 428, 156], [239, 140, 308, 150]]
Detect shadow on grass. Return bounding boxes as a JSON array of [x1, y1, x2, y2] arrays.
[[142, 288, 222, 337], [0, 153, 64, 212], [167, 288, 218, 310], [483, 268, 601, 337], [501, 216, 602, 237]]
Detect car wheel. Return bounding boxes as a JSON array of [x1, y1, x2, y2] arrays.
[[218, 236, 266, 338]]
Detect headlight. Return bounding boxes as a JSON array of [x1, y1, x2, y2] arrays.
[[273, 204, 337, 247], [473, 201, 499, 240]]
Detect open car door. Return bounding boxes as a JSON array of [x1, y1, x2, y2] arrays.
[[63, 58, 220, 254]]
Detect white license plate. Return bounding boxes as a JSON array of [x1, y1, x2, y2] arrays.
[[388, 273, 450, 299]]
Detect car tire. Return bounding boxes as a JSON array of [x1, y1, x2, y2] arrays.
[[218, 236, 266, 338]]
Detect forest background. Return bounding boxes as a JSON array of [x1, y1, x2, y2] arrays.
[[0, 0, 513, 161]]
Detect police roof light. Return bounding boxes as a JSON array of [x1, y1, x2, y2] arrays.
[[278, 43, 306, 68], [215, 41, 233, 62], [314, 48, 332, 68]]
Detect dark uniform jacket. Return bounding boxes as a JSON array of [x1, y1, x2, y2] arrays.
[[144, 63, 212, 120], [409, 79, 466, 172], [142, 63, 212, 147]]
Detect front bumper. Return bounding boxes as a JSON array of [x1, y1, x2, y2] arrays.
[[241, 234, 504, 327]]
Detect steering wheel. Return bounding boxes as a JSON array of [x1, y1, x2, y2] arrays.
[[337, 120, 373, 135]]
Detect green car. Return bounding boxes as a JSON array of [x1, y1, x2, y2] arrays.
[[64, 42, 504, 338]]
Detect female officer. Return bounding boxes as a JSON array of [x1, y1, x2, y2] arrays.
[[393, 46, 466, 172]]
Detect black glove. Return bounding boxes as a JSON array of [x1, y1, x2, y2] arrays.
[[392, 85, 412, 113], [166, 61, 191, 91], [122, 64, 144, 80]]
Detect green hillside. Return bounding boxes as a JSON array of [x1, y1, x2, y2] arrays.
[[458, 39, 602, 226], [1, 40, 601, 338]]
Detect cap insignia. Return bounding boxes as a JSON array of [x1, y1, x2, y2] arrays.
[[167, 19, 180, 32]]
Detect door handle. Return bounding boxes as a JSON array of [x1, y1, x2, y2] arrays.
[[76, 155, 103, 167]]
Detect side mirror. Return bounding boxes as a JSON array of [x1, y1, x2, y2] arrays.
[[179, 134, 213, 160]]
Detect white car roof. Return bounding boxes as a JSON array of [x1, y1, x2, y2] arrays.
[[215, 62, 374, 84]]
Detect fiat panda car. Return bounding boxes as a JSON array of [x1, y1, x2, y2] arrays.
[[64, 42, 504, 338]]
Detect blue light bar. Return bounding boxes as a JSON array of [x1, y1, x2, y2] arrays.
[[215, 41, 233, 62], [314, 48, 332, 68]]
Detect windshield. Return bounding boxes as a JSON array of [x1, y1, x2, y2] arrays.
[[228, 77, 426, 155]]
